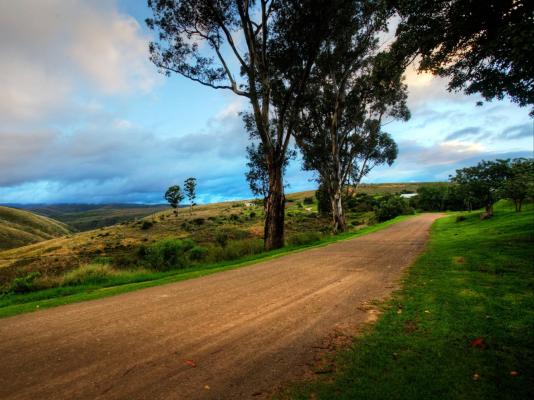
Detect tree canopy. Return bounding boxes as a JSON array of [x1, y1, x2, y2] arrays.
[[391, 0, 534, 114], [164, 185, 185, 209]]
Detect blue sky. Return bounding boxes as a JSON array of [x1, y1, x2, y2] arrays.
[[0, 0, 532, 204]]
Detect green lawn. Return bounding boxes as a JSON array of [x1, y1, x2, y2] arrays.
[[0, 215, 411, 319], [285, 203, 534, 399]]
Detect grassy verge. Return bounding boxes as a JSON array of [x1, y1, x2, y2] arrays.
[[284, 204, 534, 399], [0, 215, 412, 319]]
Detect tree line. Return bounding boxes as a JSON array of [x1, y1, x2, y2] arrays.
[[147, 0, 533, 250], [414, 158, 534, 215]]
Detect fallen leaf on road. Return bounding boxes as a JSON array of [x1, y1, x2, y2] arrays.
[[184, 360, 197, 368]]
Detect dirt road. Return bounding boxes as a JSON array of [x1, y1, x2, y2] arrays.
[[0, 214, 441, 400]]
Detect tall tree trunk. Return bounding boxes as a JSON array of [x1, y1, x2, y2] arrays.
[[264, 163, 285, 250], [330, 180, 346, 234], [485, 203, 494, 216]]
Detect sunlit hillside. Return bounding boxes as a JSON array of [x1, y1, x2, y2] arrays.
[[0, 206, 71, 251]]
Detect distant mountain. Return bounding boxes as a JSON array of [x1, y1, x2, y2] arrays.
[[3, 204, 170, 231], [0, 206, 72, 251]]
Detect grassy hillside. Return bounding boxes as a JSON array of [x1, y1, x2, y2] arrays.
[[0, 183, 435, 292], [19, 204, 169, 231], [285, 201, 534, 399], [0, 206, 71, 251]]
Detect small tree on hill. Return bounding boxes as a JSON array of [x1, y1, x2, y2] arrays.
[[500, 158, 534, 212], [165, 185, 184, 209], [450, 160, 510, 217], [184, 177, 197, 215]]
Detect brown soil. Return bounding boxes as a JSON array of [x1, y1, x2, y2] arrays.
[[0, 213, 441, 400]]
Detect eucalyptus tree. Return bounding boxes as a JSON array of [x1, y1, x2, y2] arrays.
[[184, 177, 197, 214], [165, 185, 184, 208], [147, 0, 351, 249], [295, 2, 409, 233]]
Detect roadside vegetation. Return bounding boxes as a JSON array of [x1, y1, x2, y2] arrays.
[[0, 213, 412, 318], [0, 184, 427, 299], [283, 200, 534, 399]]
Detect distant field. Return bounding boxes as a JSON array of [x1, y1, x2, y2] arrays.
[[12, 204, 170, 231], [0, 206, 71, 251]]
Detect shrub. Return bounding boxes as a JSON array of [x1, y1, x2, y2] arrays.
[[215, 231, 229, 247], [10, 272, 41, 293], [296, 202, 303, 208], [143, 238, 196, 271], [137, 245, 147, 258], [192, 217, 205, 225], [287, 232, 322, 246], [456, 215, 467, 222], [303, 196, 314, 205], [113, 254, 138, 269], [92, 256, 113, 264], [189, 245, 209, 261], [375, 195, 413, 222], [221, 239, 263, 260], [229, 214, 239, 221], [140, 221, 153, 230], [62, 264, 117, 286], [249, 211, 257, 218]]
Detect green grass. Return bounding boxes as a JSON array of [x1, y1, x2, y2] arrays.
[[0, 215, 412, 319], [284, 203, 534, 400]]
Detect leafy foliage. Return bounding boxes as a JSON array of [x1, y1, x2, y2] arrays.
[[392, 0, 534, 114], [184, 177, 197, 212], [498, 158, 534, 211], [294, 2, 408, 232], [450, 159, 512, 215], [164, 185, 184, 209], [375, 194, 413, 222]]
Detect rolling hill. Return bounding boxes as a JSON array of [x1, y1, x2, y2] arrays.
[[0, 206, 72, 251], [10, 204, 170, 231]]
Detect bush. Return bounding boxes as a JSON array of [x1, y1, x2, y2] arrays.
[[189, 245, 209, 261], [346, 193, 378, 212], [215, 231, 229, 247], [143, 238, 195, 271], [192, 217, 205, 225], [62, 264, 117, 286], [456, 215, 467, 222], [296, 202, 303, 208], [113, 254, 138, 269], [375, 195, 413, 222], [220, 239, 263, 261], [287, 232, 322, 246], [140, 221, 153, 230], [10, 272, 41, 293], [249, 211, 257, 218], [303, 196, 314, 205], [229, 214, 240, 221]]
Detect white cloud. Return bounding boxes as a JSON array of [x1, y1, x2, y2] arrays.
[[0, 0, 158, 124]]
